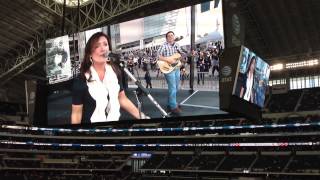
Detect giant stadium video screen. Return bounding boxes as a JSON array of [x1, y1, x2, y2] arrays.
[[45, 0, 226, 126], [219, 45, 270, 121], [233, 46, 270, 108]]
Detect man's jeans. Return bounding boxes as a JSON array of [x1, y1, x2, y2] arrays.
[[164, 68, 180, 110]]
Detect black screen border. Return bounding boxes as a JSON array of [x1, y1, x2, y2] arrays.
[[42, 0, 231, 128]]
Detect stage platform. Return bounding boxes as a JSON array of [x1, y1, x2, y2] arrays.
[[47, 88, 225, 125], [122, 88, 224, 120]]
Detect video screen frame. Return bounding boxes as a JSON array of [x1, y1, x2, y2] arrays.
[[232, 46, 271, 108], [45, 0, 228, 126]]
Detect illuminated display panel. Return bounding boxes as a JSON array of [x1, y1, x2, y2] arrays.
[[45, 0, 226, 126]]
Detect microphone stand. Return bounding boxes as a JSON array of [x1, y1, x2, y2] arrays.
[[118, 61, 169, 118], [133, 90, 142, 119]]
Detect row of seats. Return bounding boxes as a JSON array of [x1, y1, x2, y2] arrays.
[[1, 151, 319, 179], [267, 87, 320, 112], [141, 153, 320, 173]]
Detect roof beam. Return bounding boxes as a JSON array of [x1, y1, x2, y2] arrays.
[[304, 1, 320, 53], [0, 55, 45, 86], [33, 0, 77, 30], [242, 1, 271, 57], [0, 28, 49, 86], [77, 0, 160, 30], [265, 0, 291, 57], [0, 42, 20, 55], [0, 4, 42, 34], [0, 20, 36, 40], [11, 0, 56, 27], [21, 73, 47, 81]]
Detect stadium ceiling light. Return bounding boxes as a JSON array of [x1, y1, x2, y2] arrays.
[[285, 59, 319, 69], [53, 0, 92, 7], [270, 64, 283, 71]]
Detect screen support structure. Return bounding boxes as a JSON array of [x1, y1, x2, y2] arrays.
[[118, 62, 169, 118]]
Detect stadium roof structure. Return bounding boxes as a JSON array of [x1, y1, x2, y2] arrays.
[[0, 0, 320, 102], [53, 0, 93, 7]]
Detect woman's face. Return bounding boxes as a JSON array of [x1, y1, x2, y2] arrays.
[[91, 36, 109, 64], [249, 58, 256, 73]]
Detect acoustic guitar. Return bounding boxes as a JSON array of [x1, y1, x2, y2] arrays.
[[157, 53, 182, 74]]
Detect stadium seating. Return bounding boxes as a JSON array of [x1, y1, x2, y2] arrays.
[[267, 90, 302, 113], [298, 88, 320, 111]]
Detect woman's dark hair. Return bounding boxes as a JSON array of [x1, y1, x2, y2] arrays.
[[246, 55, 256, 75], [80, 32, 122, 82]]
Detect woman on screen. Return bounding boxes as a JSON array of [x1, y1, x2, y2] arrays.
[[71, 32, 148, 124], [239, 56, 256, 103]]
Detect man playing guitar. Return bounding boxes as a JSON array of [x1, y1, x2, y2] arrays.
[[157, 31, 184, 114]]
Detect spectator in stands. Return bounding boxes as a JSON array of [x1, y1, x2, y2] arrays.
[[196, 51, 211, 85], [240, 56, 256, 102], [197, 51, 206, 85], [144, 69, 152, 89], [211, 48, 219, 78], [71, 32, 149, 124], [127, 56, 135, 75], [180, 67, 188, 88]]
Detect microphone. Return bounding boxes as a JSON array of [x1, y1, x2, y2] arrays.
[[174, 35, 184, 42], [105, 52, 122, 64]]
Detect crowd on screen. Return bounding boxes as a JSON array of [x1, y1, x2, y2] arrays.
[[195, 41, 223, 84]]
